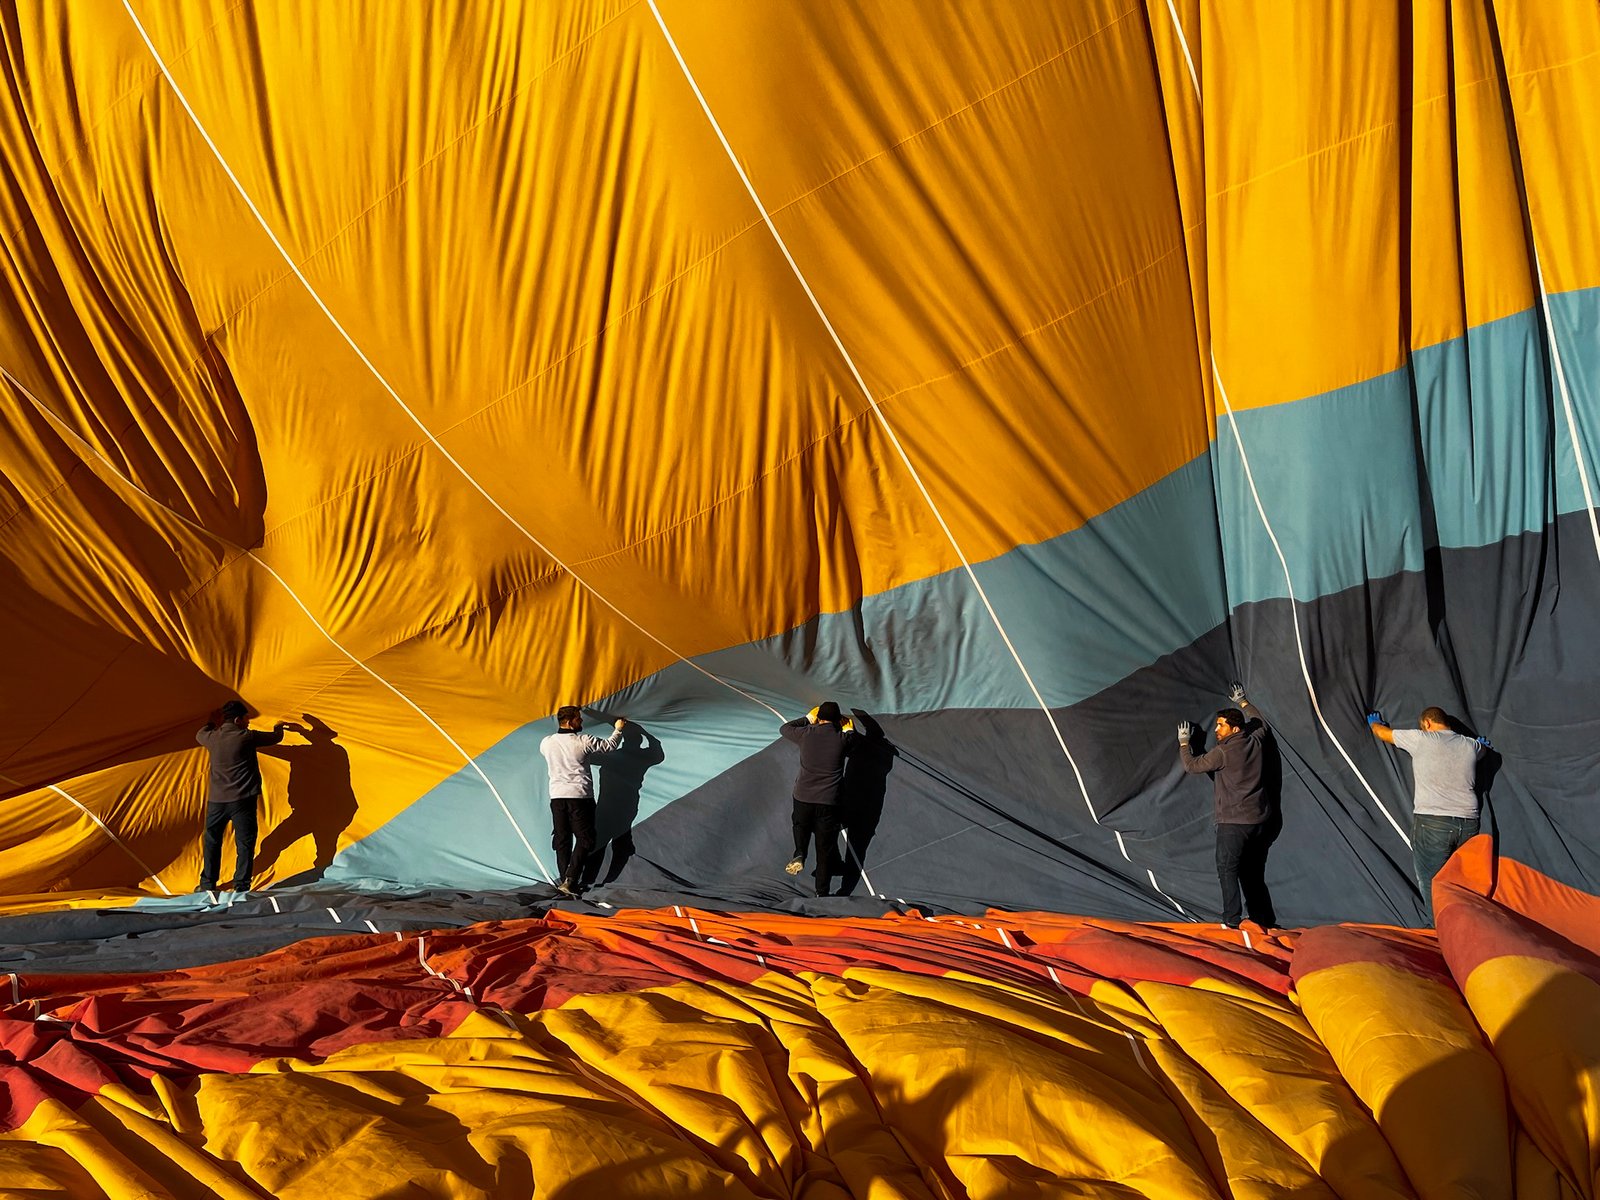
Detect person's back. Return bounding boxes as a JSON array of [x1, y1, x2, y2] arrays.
[[1391, 727, 1481, 818], [540, 728, 621, 801], [539, 707, 626, 894], [194, 701, 291, 897], [780, 702, 858, 896], [196, 720, 279, 805], [1367, 704, 1489, 923], [788, 721, 854, 807]]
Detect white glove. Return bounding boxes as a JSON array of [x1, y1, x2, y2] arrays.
[[1177, 720, 1194, 747], [1227, 682, 1247, 706]]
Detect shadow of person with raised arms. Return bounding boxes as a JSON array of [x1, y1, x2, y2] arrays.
[[579, 714, 666, 890], [837, 708, 898, 897], [257, 713, 358, 886]]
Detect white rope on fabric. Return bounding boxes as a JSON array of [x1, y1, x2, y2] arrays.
[[0, 768, 174, 895], [2, 366, 556, 883], [1529, 247, 1600, 563], [119, 0, 784, 725], [1210, 359, 1410, 845], [645, 0, 1188, 915], [1160, 7, 1410, 848]]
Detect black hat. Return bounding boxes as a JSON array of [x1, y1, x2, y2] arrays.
[[220, 700, 248, 720], [816, 701, 842, 722]]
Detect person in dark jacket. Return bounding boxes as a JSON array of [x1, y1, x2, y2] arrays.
[[779, 701, 858, 896], [1177, 683, 1278, 929], [195, 700, 299, 897]]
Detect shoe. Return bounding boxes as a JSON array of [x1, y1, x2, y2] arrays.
[[229, 890, 251, 903], [555, 879, 576, 897], [1221, 921, 1239, 930], [784, 858, 804, 876]]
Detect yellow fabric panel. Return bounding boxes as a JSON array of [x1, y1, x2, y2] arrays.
[[811, 971, 1221, 1199], [1296, 961, 1511, 1200], [0, 756, 204, 896], [0, 1097, 171, 1200], [1139, 0, 1216, 424], [1488, 2, 1600, 297], [545, 977, 934, 1200], [541, 986, 835, 1197], [1462, 955, 1600, 1198], [1201, 1, 1404, 411], [1197, 0, 1557, 410], [1515, 1127, 1586, 1200], [1141, 1038, 1338, 1200], [214, 1034, 765, 1199], [1134, 980, 1416, 1200], [662, 0, 1212, 559], [110, 0, 957, 616], [1404, 0, 1538, 350]]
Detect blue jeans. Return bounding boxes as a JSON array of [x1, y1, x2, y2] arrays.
[[1412, 813, 1479, 923], [200, 799, 259, 891]]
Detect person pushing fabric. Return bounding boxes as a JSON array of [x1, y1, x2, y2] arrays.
[[780, 702, 858, 897], [540, 706, 626, 895], [1368, 705, 1490, 923], [195, 700, 299, 898], [1177, 683, 1279, 930]]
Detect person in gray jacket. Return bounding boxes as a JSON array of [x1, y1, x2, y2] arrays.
[[195, 700, 299, 897], [1177, 683, 1278, 929], [540, 706, 626, 894]]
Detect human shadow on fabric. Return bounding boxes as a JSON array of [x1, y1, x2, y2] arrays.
[[578, 723, 665, 889], [257, 714, 358, 885], [837, 708, 899, 897]]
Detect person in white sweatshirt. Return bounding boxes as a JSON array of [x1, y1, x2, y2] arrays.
[[539, 706, 625, 894]]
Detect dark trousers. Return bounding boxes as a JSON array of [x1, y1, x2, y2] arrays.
[[551, 796, 597, 884], [1412, 814, 1479, 923], [792, 799, 842, 896], [1216, 821, 1276, 927], [201, 798, 259, 891]]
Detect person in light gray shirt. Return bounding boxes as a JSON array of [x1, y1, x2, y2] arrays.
[[1368, 704, 1490, 922], [539, 706, 626, 895]]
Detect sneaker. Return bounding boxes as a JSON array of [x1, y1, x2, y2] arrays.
[[784, 858, 804, 876], [555, 879, 574, 896]]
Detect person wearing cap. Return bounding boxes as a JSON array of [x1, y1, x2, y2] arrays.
[[779, 702, 859, 896], [194, 701, 299, 897], [1367, 705, 1491, 922], [1176, 682, 1278, 930], [539, 706, 626, 895]]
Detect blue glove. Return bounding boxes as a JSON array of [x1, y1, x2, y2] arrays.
[[1475, 735, 1494, 751], [1366, 711, 1387, 726]]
